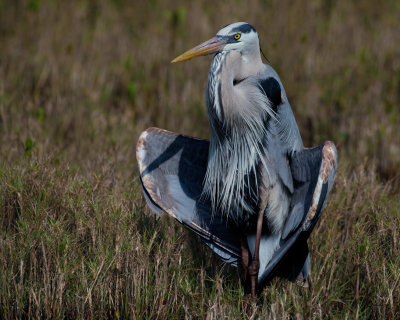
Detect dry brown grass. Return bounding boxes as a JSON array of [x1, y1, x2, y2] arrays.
[[0, 0, 399, 318]]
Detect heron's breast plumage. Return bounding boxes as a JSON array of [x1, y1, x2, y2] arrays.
[[202, 52, 290, 231]]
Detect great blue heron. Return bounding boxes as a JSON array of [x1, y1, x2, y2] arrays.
[[136, 22, 337, 297]]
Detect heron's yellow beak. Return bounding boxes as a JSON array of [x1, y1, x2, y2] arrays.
[[171, 36, 226, 63]]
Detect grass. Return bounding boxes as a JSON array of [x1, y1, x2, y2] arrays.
[[0, 0, 399, 318]]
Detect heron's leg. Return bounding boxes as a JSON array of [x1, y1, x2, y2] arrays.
[[249, 208, 264, 298], [240, 235, 250, 283]]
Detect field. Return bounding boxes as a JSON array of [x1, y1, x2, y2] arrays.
[[1, 0, 399, 318]]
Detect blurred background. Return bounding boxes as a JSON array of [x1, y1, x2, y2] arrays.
[[1, 0, 400, 178], [1, 0, 399, 318]]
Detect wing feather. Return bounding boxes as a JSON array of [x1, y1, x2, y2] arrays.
[[137, 127, 241, 266], [258, 141, 337, 286]]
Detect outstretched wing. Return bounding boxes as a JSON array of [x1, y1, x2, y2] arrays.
[[137, 127, 241, 265], [136, 127, 337, 287], [257, 141, 337, 287]]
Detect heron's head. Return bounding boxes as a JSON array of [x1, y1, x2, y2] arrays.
[[171, 22, 260, 63]]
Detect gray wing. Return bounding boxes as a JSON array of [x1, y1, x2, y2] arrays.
[[283, 141, 338, 239], [257, 141, 338, 287], [260, 65, 304, 152], [257, 72, 303, 193], [137, 127, 241, 266], [136, 127, 337, 288]]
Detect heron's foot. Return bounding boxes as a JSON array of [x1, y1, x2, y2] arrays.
[[249, 259, 260, 298]]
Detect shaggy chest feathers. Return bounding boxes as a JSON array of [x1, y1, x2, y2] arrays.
[[202, 52, 280, 231]]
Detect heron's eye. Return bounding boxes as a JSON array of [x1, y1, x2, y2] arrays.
[[233, 33, 241, 40]]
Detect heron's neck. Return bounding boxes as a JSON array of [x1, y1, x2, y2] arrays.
[[206, 51, 266, 136]]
